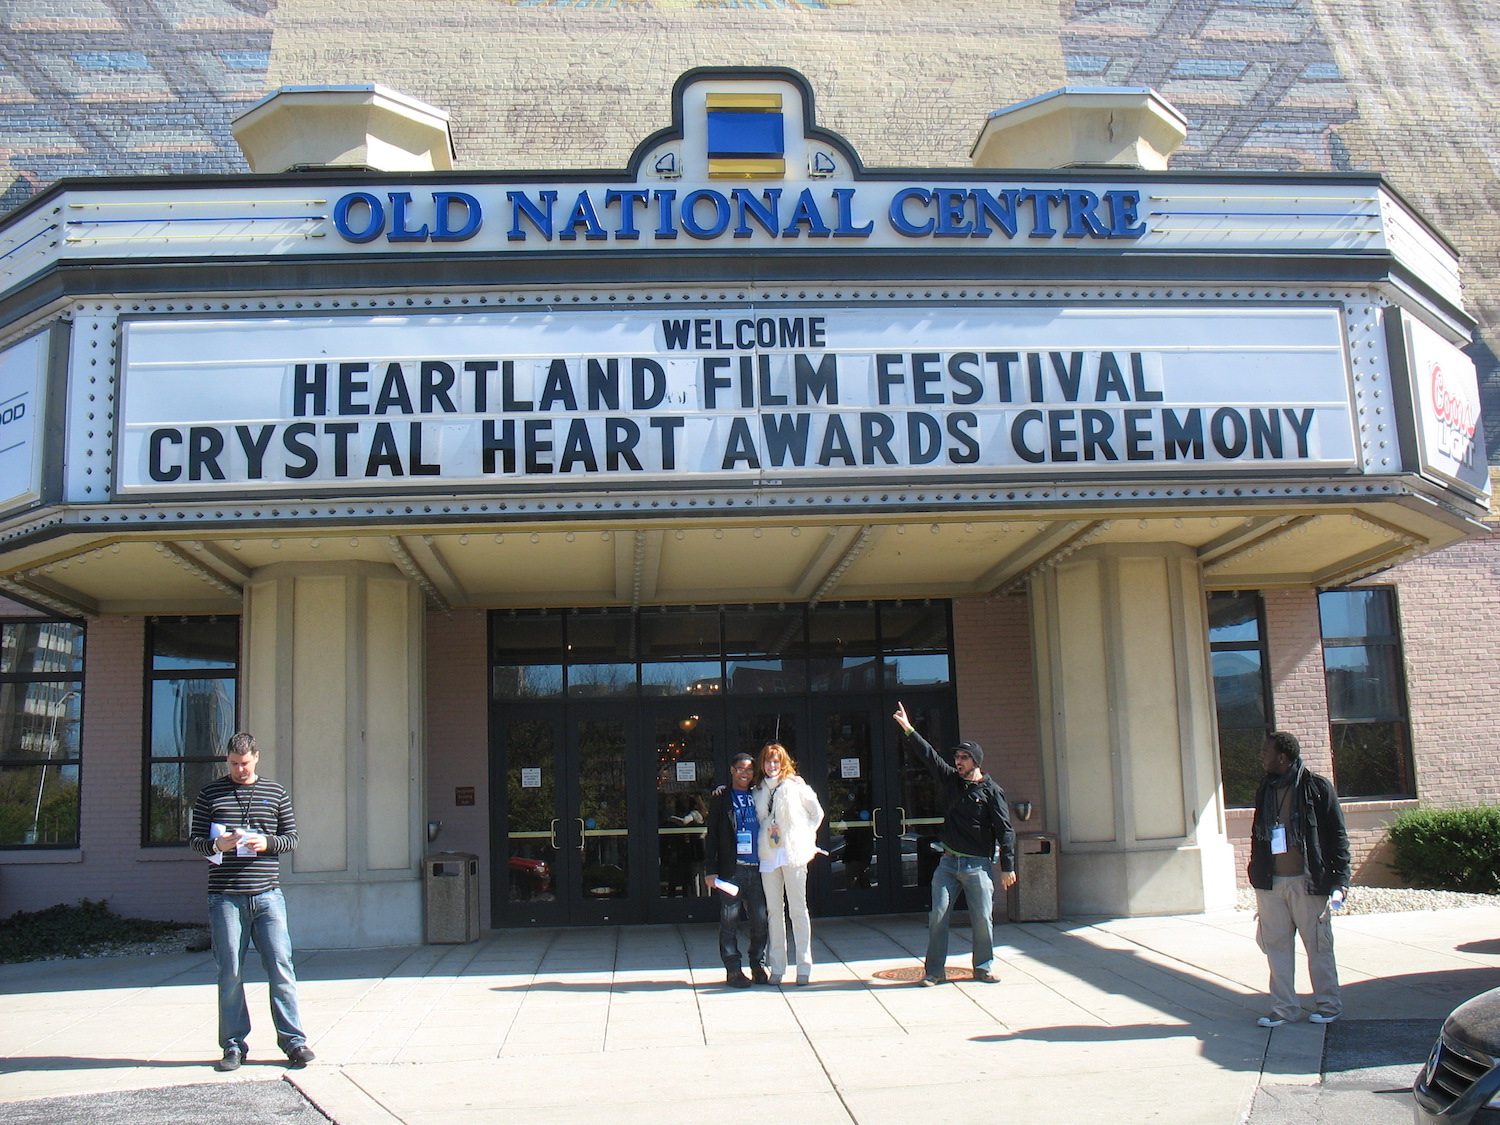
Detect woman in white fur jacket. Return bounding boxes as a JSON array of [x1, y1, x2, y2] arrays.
[[753, 742, 825, 985]]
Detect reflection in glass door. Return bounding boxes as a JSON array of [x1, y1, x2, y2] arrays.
[[499, 714, 564, 925], [495, 708, 638, 926], [574, 712, 632, 923], [820, 695, 951, 914], [649, 703, 716, 919], [823, 707, 881, 906], [891, 697, 951, 911]]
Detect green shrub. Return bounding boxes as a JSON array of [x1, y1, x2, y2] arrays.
[[0, 899, 197, 964], [1387, 806, 1500, 894]]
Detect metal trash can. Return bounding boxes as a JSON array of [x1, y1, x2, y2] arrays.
[[1006, 833, 1059, 922], [424, 851, 480, 943]]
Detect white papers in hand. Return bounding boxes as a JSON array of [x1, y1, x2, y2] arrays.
[[207, 823, 226, 865]]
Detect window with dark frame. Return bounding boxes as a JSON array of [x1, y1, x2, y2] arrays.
[[1318, 587, 1415, 799], [144, 616, 239, 845], [1207, 591, 1273, 808], [0, 620, 85, 847]]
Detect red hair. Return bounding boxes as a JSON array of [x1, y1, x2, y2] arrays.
[[757, 742, 799, 784]]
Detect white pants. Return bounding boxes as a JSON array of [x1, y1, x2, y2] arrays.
[[761, 862, 812, 979], [1255, 875, 1341, 1021]]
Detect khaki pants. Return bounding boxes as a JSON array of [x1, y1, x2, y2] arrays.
[[1255, 875, 1341, 1021], [761, 862, 812, 981]]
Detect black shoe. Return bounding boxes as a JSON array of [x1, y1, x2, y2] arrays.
[[972, 969, 1000, 984], [726, 971, 752, 988], [215, 1047, 243, 1072], [285, 1045, 315, 1068], [751, 967, 770, 985]]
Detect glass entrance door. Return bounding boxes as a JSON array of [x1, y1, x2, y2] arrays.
[[647, 700, 718, 921], [571, 708, 635, 924], [496, 710, 566, 926], [495, 706, 641, 926], [490, 602, 959, 927], [817, 694, 951, 915], [495, 695, 956, 925]]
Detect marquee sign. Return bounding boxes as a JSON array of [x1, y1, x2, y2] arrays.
[[116, 306, 1358, 498]]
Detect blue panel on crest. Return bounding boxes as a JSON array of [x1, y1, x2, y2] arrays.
[[707, 111, 785, 157]]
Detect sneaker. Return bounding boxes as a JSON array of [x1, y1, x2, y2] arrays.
[[285, 1045, 315, 1068], [215, 1047, 243, 1072], [1256, 1016, 1287, 1028], [919, 974, 943, 987], [1308, 1013, 1340, 1024], [972, 969, 1000, 984], [725, 971, 752, 988], [751, 967, 770, 985], [796, 971, 810, 987]]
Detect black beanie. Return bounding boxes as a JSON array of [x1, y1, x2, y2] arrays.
[[955, 740, 984, 769]]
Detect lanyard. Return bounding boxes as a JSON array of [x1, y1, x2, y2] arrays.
[[234, 781, 258, 829], [732, 789, 753, 832]]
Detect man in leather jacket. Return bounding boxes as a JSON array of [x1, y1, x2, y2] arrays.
[[1248, 730, 1350, 1027]]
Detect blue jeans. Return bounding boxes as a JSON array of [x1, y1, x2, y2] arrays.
[[717, 861, 770, 974], [208, 888, 307, 1054], [924, 853, 995, 977]]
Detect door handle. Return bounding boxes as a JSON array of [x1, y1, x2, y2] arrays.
[[871, 806, 883, 840], [896, 806, 908, 834], [549, 818, 560, 849], [576, 818, 587, 852]]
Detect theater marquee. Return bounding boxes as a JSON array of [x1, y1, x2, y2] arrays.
[[116, 305, 1357, 497]]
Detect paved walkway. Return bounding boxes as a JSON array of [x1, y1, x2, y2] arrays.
[[3, 906, 1500, 1125]]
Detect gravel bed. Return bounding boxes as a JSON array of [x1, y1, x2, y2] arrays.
[[1235, 885, 1500, 915]]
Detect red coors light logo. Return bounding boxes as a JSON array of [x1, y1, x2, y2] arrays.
[[1429, 360, 1478, 467], [1430, 361, 1478, 437]]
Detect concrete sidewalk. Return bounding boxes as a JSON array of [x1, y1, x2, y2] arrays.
[[3, 905, 1500, 1125]]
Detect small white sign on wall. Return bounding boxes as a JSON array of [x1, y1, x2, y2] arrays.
[[675, 761, 697, 783], [520, 767, 542, 789], [840, 757, 862, 779]]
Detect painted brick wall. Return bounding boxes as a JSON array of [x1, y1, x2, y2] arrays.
[[1378, 528, 1500, 808], [952, 593, 1043, 824], [423, 607, 491, 924]]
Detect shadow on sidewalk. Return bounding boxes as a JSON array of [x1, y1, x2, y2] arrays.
[[0, 1055, 225, 1074]]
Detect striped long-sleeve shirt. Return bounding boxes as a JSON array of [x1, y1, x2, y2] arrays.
[[188, 775, 298, 895]]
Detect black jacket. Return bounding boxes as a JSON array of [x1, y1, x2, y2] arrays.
[[704, 785, 755, 880], [903, 729, 1016, 872], [1247, 765, 1350, 896]]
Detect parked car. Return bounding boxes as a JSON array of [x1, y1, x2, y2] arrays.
[[508, 856, 552, 898], [1413, 984, 1500, 1124]]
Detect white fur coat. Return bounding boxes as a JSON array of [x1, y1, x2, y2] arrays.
[[753, 775, 825, 868]]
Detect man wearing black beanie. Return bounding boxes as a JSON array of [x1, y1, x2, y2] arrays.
[[893, 703, 1017, 986]]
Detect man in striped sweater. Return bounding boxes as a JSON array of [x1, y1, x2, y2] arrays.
[[189, 732, 314, 1072]]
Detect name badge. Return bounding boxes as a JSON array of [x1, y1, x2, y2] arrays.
[[1270, 824, 1287, 855], [736, 829, 753, 857]]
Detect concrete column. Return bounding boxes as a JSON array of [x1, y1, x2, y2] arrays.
[[1030, 543, 1236, 915], [242, 560, 425, 946]]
